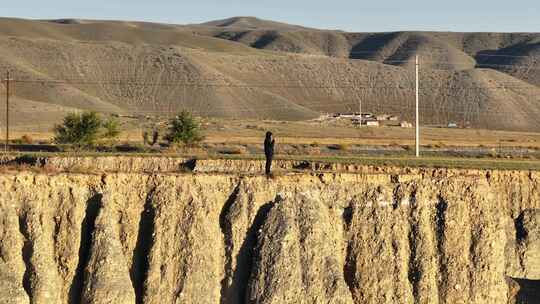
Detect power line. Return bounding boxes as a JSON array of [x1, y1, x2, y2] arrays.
[[474, 54, 539, 59], [10, 80, 416, 89], [348, 58, 540, 70], [347, 50, 539, 58], [0, 50, 533, 66], [419, 62, 540, 70], [7, 78, 539, 90]]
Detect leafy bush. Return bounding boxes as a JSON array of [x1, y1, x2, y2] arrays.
[[165, 111, 204, 146], [53, 112, 120, 146], [102, 118, 120, 140], [54, 112, 102, 146]]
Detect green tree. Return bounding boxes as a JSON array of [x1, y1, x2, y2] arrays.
[[102, 118, 120, 140], [165, 111, 204, 146], [54, 111, 102, 146]]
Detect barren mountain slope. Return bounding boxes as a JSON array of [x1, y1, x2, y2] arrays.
[[199, 16, 314, 31], [0, 17, 538, 131], [211, 30, 351, 57], [474, 39, 540, 86], [198, 18, 539, 84]]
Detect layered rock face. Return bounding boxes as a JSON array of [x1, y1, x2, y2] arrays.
[[0, 167, 539, 303]]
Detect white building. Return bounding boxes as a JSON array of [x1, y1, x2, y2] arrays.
[[400, 121, 413, 128]]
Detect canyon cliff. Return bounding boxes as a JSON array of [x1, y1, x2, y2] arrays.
[[0, 158, 538, 303]]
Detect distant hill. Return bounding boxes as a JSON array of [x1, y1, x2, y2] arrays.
[[0, 17, 538, 132], [198, 16, 314, 31], [196, 19, 540, 86]]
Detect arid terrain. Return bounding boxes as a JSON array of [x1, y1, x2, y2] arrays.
[[0, 16, 539, 304], [0, 156, 539, 304], [0, 17, 538, 132], [7, 117, 540, 162]]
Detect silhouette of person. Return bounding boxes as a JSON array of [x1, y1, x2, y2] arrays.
[[264, 131, 275, 175]]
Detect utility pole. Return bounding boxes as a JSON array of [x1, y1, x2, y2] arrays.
[[415, 55, 420, 157], [4, 71, 10, 152]]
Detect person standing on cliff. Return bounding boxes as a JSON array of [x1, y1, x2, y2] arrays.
[[264, 131, 275, 176]]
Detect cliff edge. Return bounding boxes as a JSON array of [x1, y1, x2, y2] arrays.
[[0, 162, 538, 303]]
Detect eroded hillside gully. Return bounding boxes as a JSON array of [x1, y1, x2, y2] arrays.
[[0, 159, 539, 303]]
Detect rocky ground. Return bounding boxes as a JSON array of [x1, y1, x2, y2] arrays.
[[0, 157, 539, 303]]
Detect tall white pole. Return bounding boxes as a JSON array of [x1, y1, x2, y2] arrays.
[[415, 55, 420, 157]]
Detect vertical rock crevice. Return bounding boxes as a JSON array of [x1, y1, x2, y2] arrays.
[[219, 180, 276, 304], [343, 241, 357, 300], [219, 183, 241, 304], [435, 195, 448, 303], [17, 213, 33, 300], [131, 187, 157, 304], [514, 212, 527, 273], [68, 194, 101, 304], [407, 190, 421, 302], [435, 196, 448, 253], [342, 199, 356, 298], [234, 201, 274, 304]]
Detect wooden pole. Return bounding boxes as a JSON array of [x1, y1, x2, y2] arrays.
[[415, 55, 420, 158], [5, 71, 9, 152]]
